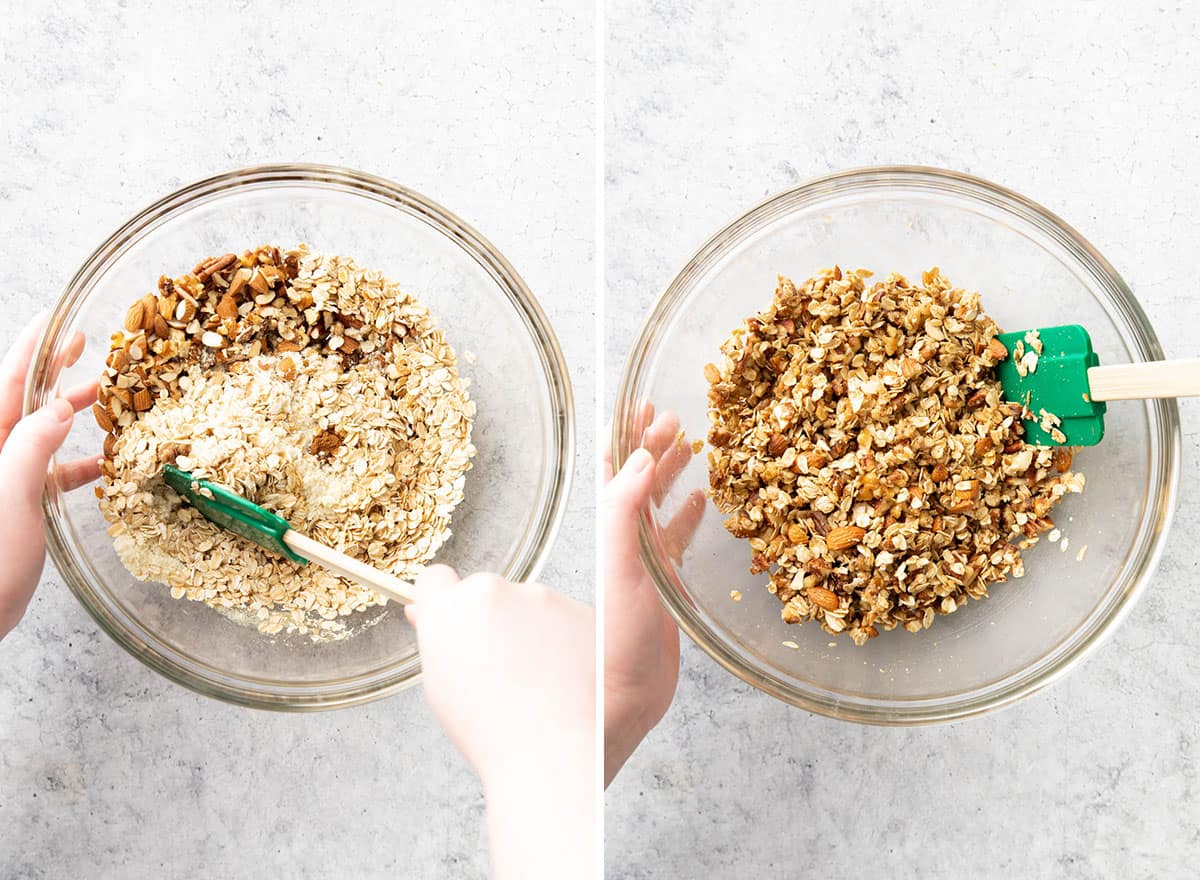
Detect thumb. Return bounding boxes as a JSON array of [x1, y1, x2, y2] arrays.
[[0, 399, 74, 508], [603, 447, 656, 590]]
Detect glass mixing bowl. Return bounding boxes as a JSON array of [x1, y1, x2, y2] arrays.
[[26, 164, 573, 710], [613, 166, 1179, 725]]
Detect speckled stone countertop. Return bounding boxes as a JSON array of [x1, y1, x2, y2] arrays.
[[0, 3, 593, 878], [605, 2, 1200, 878]]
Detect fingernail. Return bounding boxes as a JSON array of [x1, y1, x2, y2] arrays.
[[48, 398, 73, 421], [627, 447, 653, 473]]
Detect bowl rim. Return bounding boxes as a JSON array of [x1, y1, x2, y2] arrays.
[[612, 164, 1181, 725], [28, 163, 575, 711]]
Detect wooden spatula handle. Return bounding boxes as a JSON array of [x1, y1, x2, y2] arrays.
[[283, 530, 420, 605], [1087, 359, 1200, 402]]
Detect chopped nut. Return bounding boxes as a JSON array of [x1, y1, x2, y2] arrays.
[[986, 337, 1008, 361]]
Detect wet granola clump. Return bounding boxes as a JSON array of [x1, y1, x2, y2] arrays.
[[704, 267, 1084, 645]]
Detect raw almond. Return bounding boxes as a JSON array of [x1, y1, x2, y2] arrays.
[[92, 403, 114, 433], [132, 388, 152, 412], [767, 433, 788, 456], [123, 301, 144, 333], [807, 585, 840, 611], [825, 525, 865, 551], [140, 294, 158, 331], [786, 523, 807, 544]]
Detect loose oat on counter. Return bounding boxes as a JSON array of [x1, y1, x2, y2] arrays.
[[704, 267, 1084, 646], [94, 245, 475, 640]]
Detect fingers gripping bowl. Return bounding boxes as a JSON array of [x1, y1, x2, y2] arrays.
[[613, 167, 1179, 724], [27, 165, 574, 710]]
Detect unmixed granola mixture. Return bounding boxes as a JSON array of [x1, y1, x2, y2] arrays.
[[95, 245, 475, 640], [705, 267, 1084, 645]]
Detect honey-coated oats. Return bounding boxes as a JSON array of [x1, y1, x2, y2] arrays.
[[705, 268, 1084, 645]]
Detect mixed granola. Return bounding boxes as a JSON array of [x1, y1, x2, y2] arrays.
[[95, 245, 475, 640], [705, 267, 1084, 645]]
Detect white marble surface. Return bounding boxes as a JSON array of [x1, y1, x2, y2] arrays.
[[0, 2, 593, 878], [605, 2, 1200, 878]]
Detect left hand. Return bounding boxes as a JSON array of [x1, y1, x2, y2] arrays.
[[1, 317, 100, 640]]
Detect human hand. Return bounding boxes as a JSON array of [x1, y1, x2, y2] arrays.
[[603, 408, 704, 787], [406, 568, 595, 880], [1, 317, 100, 640]]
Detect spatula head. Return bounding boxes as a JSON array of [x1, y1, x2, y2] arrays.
[[161, 464, 307, 564], [994, 324, 1106, 447]]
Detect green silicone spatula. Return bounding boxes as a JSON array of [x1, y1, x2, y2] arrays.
[[162, 464, 419, 605], [993, 324, 1198, 446]]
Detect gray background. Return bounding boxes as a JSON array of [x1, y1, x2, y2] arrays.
[[605, 1, 1200, 878], [0, 2, 593, 878]]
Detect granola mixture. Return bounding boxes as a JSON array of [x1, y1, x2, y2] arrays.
[[705, 267, 1084, 645], [95, 245, 475, 640]]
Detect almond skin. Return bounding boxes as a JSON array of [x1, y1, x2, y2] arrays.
[[123, 301, 144, 333], [92, 403, 114, 433], [807, 585, 840, 611], [825, 525, 866, 551]]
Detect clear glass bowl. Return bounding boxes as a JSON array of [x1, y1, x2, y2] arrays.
[[613, 166, 1179, 725], [27, 164, 574, 710]]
